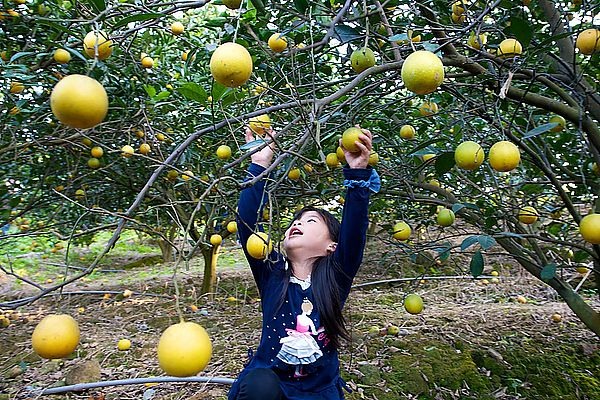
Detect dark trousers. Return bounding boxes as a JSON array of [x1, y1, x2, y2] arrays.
[[235, 368, 284, 400]]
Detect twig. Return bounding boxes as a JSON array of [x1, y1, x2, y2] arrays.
[[32, 376, 235, 395], [352, 275, 498, 290]]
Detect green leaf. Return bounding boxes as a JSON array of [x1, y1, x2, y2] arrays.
[[9, 52, 36, 62], [435, 151, 455, 175], [249, 0, 266, 14], [294, 0, 309, 13], [452, 202, 479, 213], [179, 82, 207, 103], [113, 13, 164, 30], [144, 85, 156, 97], [389, 34, 407, 42], [540, 263, 556, 282], [461, 235, 479, 251], [524, 123, 558, 138], [333, 24, 362, 44], [470, 251, 484, 278], [86, 0, 106, 12], [506, 16, 533, 47], [153, 91, 171, 101], [477, 235, 496, 250]]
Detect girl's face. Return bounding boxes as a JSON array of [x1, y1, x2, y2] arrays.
[[283, 211, 336, 258]]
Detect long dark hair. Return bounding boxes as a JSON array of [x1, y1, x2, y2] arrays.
[[277, 206, 350, 349]]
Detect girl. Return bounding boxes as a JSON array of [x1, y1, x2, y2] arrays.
[[230, 126, 378, 400]]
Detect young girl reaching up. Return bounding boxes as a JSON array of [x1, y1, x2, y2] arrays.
[[229, 126, 379, 400]]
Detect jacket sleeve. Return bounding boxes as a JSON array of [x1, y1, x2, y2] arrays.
[[334, 167, 372, 299], [237, 163, 278, 294]]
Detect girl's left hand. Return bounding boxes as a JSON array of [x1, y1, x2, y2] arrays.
[[341, 126, 372, 169]]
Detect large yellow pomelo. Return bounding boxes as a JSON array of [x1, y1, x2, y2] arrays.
[[210, 42, 253, 88], [157, 322, 212, 377], [401, 50, 444, 95], [341, 127, 364, 153], [498, 38, 523, 57], [268, 33, 287, 53], [246, 232, 272, 259], [50, 75, 108, 129], [488, 140, 520, 172], [404, 294, 424, 314], [400, 124, 415, 139], [83, 31, 113, 60], [32, 314, 80, 359], [575, 29, 600, 55], [393, 221, 411, 240], [518, 206, 538, 224], [454, 141, 485, 170], [249, 114, 271, 135], [579, 213, 600, 244]]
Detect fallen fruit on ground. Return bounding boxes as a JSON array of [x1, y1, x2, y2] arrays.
[[31, 314, 80, 359], [157, 321, 212, 377], [404, 294, 424, 314]]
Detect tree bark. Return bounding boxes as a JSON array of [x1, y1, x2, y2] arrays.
[[201, 244, 220, 296]]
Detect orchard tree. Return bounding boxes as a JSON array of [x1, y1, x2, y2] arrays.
[[1, 0, 599, 337]]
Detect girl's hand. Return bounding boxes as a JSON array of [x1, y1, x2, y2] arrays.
[[245, 127, 274, 168], [341, 126, 372, 169]]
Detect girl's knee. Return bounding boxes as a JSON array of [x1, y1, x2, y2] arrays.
[[236, 368, 283, 400]]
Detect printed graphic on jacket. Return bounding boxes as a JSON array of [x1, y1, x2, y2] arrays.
[[276, 298, 323, 378]]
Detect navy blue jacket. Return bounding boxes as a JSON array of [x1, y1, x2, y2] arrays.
[[229, 163, 372, 400]]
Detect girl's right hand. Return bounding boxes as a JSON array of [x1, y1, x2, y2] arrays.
[[245, 127, 274, 168]]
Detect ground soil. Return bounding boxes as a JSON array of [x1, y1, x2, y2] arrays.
[[1, 243, 599, 400]]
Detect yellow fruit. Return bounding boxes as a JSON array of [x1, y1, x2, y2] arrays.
[[182, 51, 189, 61], [117, 339, 131, 351], [451, 13, 466, 23], [31, 314, 80, 359], [489, 140, 520, 172], [139, 143, 151, 155], [87, 158, 100, 169], [288, 168, 301, 180], [454, 141, 485, 170], [75, 189, 85, 197], [467, 33, 487, 49], [141, 56, 154, 69], [249, 114, 271, 135], [428, 178, 440, 187], [419, 101, 438, 116], [326, 153, 340, 168], [182, 170, 194, 181], [517, 295, 527, 304], [303, 164, 313, 173], [404, 294, 424, 314], [53, 49, 71, 64], [50, 75, 108, 129], [336, 146, 346, 162], [551, 313, 562, 323], [227, 221, 237, 233], [549, 115, 566, 132], [157, 322, 212, 377], [452, 1, 465, 15], [90, 146, 103, 158], [156, 133, 165, 141], [576, 266, 589, 274], [121, 145, 134, 157], [341, 127, 364, 153], [171, 21, 185, 35], [167, 170, 179, 181], [401, 51, 444, 95], [393, 221, 411, 240], [400, 124, 416, 139], [518, 206, 539, 224], [10, 81, 24, 94], [83, 31, 113, 60], [246, 232, 272, 259], [216, 145, 232, 160], [498, 38, 523, 57], [575, 29, 600, 55], [210, 234, 222, 246], [268, 33, 287, 53], [437, 208, 455, 227], [579, 213, 600, 244], [368, 152, 379, 166], [210, 42, 253, 88], [223, 0, 242, 9], [81, 138, 92, 147], [422, 153, 436, 162], [350, 47, 376, 73]]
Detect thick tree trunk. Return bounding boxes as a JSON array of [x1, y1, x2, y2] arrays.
[[201, 245, 220, 296], [157, 240, 173, 263]]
